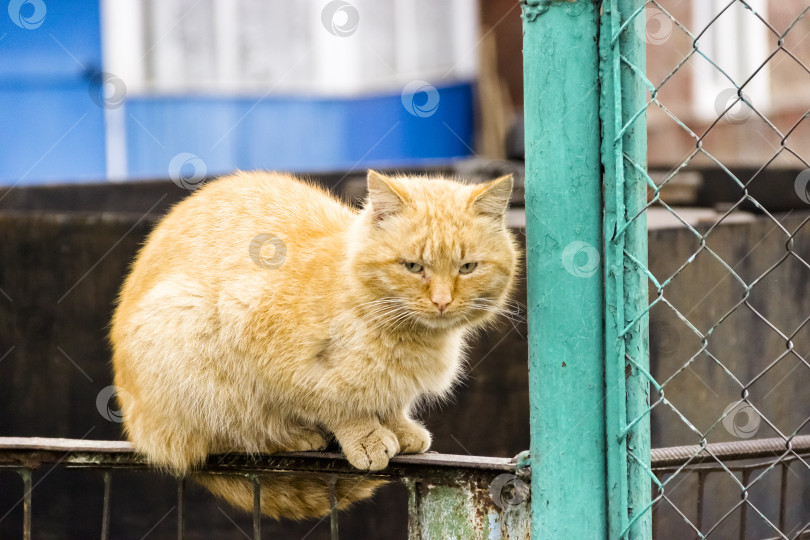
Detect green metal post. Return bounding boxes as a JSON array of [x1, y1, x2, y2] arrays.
[[600, 0, 652, 538], [521, 1, 606, 538]]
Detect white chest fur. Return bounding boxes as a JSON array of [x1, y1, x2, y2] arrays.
[[322, 318, 466, 412]]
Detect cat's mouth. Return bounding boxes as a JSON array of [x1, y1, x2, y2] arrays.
[[416, 300, 503, 331], [416, 309, 470, 330]]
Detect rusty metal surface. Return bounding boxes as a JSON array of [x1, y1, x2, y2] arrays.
[[7, 434, 806, 473], [100, 471, 111, 540], [405, 472, 531, 540], [18, 468, 31, 540], [0, 437, 519, 481], [0, 438, 533, 539], [6, 434, 808, 475]]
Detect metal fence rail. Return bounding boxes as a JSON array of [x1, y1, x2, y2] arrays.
[[3, 437, 808, 538], [652, 436, 810, 539], [0, 437, 532, 540]]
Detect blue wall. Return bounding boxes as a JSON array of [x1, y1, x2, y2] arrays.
[[0, 0, 106, 184], [0, 0, 474, 185], [125, 83, 474, 179]]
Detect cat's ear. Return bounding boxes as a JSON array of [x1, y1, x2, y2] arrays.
[[470, 174, 513, 218], [367, 170, 407, 223]]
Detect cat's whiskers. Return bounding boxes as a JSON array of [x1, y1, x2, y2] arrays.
[[354, 297, 407, 310], [356, 296, 526, 336], [370, 308, 413, 334], [476, 296, 525, 309], [352, 299, 409, 323], [470, 298, 526, 320], [359, 304, 413, 335], [468, 298, 526, 336], [472, 306, 525, 326], [475, 307, 525, 323], [360, 304, 405, 321], [360, 300, 407, 318], [361, 300, 419, 334], [459, 313, 476, 333], [353, 300, 408, 321], [390, 310, 418, 334]]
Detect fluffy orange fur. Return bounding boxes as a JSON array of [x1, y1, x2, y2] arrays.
[[110, 170, 519, 519]]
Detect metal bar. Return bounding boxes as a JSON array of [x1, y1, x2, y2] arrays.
[[1, 435, 806, 473], [18, 468, 32, 540], [601, 0, 651, 538], [0, 444, 523, 491], [650, 435, 810, 468], [778, 462, 787, 532], [696, 471, 707, 535], [740, 469, 751, 539], [600, 0, 630, 534], [328, 476, 338, 540], [521, 0, 606, 537], [653, 454, 809, 478], [616, 2, 651, 539], [0, 438, 517, 471], [251, 474, 261, 540], [176, 477, 184, 540], [405, 478, 420, 538], [101, 471, 112, 540], [9, 434, 803, 468], [651, 486, 659, 540], [0, 438, 133, 452]]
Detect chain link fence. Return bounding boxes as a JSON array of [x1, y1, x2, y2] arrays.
[[613, 1, 810, 537]]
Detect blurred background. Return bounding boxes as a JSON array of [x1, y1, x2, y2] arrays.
[[1, 0, 809, 184], [2, 0, 485, 183], [1, 0, 810, 538]]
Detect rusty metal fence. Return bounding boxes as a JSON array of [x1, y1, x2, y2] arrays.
[[0, 438, 532, 540], [2, 436, 809, 538]]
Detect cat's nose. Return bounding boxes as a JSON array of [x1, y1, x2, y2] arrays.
[[431, 292, 452, 313]]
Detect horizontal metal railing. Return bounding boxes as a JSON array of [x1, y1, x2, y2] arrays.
[[1, 436, 808, 539], [651, 435, 810, 467], [651, 436, 810, 539], [0, 437, 531, 540]]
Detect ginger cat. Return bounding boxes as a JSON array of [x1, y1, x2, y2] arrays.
[[110, 170, 519, 520]]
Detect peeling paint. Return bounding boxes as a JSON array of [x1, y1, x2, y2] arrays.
[[523, 0, 608, 537], [406, 473, 531, 539], [519, 0, 551, 22]]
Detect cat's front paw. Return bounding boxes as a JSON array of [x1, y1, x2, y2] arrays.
[[342, 426, 400, 471], [288, 426, 330, 452], [394, 421, 431, 454]]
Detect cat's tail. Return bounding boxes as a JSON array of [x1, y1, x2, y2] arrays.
[[194, 473, 386, 520]]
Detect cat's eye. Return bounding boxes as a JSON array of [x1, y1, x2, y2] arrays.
[[459, 262, 478, 274], [403, 262, 423, 273]]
